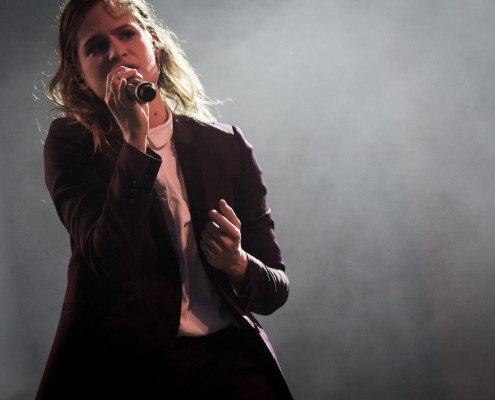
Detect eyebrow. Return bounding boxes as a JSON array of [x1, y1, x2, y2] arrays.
[[80, 22, 137, 54]]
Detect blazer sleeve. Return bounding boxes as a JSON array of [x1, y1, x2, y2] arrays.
[[231, 126, 290, 315], [44, 119, 161, 281]]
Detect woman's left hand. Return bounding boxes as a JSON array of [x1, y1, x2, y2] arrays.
[[200, 199, 248, 285]]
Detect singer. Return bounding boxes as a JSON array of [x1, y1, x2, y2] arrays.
[[36, 1, 292, 399]]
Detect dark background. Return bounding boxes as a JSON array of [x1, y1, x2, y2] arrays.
[[2, 1, 495, 399]]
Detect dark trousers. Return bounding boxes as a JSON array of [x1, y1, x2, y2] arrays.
[[169, 325, 279, 400]]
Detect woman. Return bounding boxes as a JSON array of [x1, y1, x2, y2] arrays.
[[37, 0, 292, 399]]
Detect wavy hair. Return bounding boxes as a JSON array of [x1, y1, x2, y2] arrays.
[[48, 0, 218, 149]]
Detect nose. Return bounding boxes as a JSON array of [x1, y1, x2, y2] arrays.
[[108, 38, 127, 64]]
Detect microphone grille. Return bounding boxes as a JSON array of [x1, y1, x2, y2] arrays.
[[136, 82, 157, 102]]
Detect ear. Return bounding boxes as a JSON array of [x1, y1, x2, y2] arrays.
[[149, 31, 162, 61], [70, 64, 89, 90], [76, 74, 89, 90], [154, 46, 162, 64]]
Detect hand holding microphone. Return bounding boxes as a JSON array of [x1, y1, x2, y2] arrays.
[[105, 67, 158, 153]]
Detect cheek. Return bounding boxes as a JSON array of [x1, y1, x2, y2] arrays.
[[141, 41, 160, 79], [79, 60, 107, 99]]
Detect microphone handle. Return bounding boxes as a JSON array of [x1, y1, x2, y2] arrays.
[[126, 80, 157, 103]]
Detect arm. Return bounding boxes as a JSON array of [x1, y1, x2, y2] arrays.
[[44, 119, 161, 281], [200, 127, 289, 315]]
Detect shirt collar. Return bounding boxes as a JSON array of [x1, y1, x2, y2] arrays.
[[147, 106, 173, 150]]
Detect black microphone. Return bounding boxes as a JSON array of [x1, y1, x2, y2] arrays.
[[126, 79, 157, 103]]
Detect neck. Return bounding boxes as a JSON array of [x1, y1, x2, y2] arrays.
[[148, 97, 167, 128]]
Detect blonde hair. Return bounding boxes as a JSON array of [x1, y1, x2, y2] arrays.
[[49, 0, 218, 149]]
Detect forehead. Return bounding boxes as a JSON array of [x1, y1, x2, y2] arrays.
[[77, 2, 137, 45]]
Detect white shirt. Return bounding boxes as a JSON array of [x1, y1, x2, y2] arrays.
[[147, 110, 234, 337]]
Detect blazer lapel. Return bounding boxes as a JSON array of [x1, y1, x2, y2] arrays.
[[173, 117, 210, 241], [173, 117, 232, 288]]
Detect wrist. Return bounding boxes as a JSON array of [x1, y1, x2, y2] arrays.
[[125, 135, 147, 153], [228, 250, 249, 287]]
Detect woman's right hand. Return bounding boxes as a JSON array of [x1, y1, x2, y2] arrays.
[[105, 66, 149, 152]]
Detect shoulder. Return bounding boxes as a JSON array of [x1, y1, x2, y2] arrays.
[[175, 115, 235, 134], [174, 115, 251, 150], [174, 116, 261, 176], [46, 117, 93, 146], [44, 117, 95, 162]]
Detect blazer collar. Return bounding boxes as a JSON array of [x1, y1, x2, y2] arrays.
[[172, 115, 195, 145]]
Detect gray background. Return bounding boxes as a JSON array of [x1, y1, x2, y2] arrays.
[[2, 0, 495, 399]]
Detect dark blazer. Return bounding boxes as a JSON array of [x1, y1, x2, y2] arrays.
[[36, 115, 292, 399]]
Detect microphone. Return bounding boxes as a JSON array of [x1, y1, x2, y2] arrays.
[[126, 79, 157, 103]]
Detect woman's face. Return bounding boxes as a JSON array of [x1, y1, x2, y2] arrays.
[[76, 2, 159, 100]]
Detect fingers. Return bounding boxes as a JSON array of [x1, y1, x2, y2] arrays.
[[200, 199, 249, 275], [105, 66, 144, 106], [200, 241, 215, 263], [104, 66, 149, 148], [219, 199, 241, 229], [199, 221, 237, 270], [107, 66, 143, 86], [200, 224, 224, 254], [201, 200, 241, 255], [204, 199, 241, 243], [207, 199, 241, 236], [201, 220, 233, 251], [105, 75, 124, 108]]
